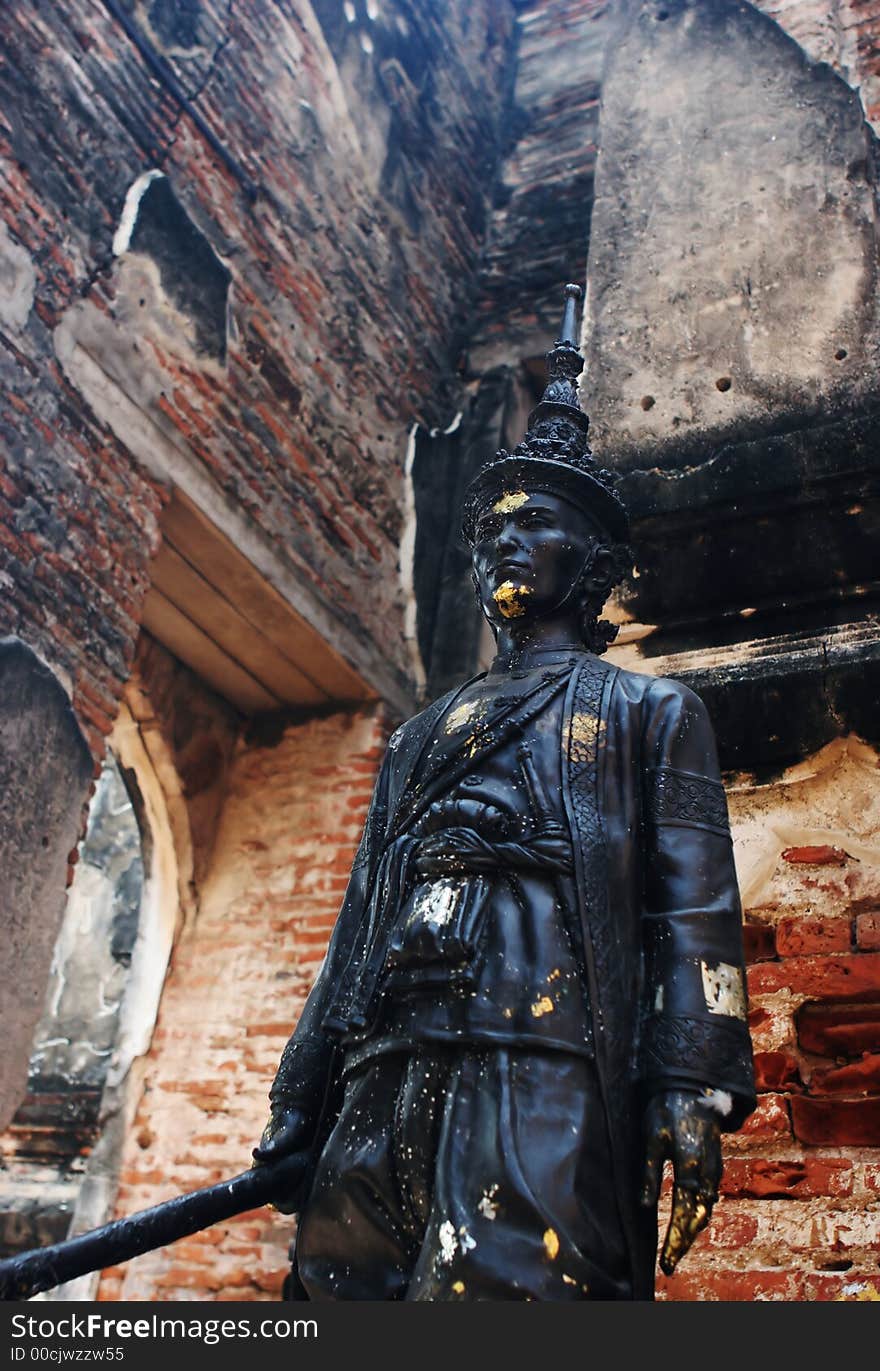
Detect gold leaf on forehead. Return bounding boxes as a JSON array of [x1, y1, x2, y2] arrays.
[[492, 489, 530, 514], [492, 580, 531, 618]]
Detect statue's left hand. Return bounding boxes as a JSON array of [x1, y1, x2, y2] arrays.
[[414, 827, 497, 875], [640, 1089, 722, 1277]]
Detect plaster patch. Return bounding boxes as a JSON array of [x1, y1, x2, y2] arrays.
[[0, 221, 36, 332], [112, 170, 165, 257], [837, 1283, 880, 1301], [399, 424, 427, 691]]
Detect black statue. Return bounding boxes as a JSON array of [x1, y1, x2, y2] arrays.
[[254, 285, 756, 1301], [0, 286, 755, 1304]]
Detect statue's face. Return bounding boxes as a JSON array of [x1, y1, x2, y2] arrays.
[[470, 488, 596, 625]]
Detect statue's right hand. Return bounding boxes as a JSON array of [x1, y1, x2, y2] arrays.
[[252, 1106, 312, 1166], [252, 1106, 313, 1214]]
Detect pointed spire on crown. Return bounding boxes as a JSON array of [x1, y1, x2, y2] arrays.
[[461, 282, 629, 543]]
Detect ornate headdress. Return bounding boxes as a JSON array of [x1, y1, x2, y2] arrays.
[[461, 284, 629, 544]]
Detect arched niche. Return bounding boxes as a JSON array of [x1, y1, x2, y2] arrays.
[[0, 637, 93, 1135], [0, 697, 187, 1299]]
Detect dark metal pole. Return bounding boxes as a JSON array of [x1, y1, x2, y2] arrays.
[[0, 1155, 305, 1301]]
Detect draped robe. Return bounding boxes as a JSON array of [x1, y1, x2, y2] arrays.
[[271, 651, 755, 1299]]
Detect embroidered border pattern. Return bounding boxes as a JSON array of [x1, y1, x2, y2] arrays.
[[647, 767, 730, 834], [567, 658, 623, 1050], [640, 1013, 753, 1085]]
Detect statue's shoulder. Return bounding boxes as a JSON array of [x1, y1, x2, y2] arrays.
[[602, 658, 711, 718], [384, 679, 477, 755]]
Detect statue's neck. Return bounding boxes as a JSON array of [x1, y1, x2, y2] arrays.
[[491, 612, 586, 672]]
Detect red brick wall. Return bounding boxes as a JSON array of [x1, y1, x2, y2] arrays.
[[0, 356, 164, 764], [0, 0, 514, 751], [660, 741, 880, 1301], [97, 705, 388, 1300], [96, 728, 880, 1303]]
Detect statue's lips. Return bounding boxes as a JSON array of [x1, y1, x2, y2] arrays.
[[491, 560, 530, 580]]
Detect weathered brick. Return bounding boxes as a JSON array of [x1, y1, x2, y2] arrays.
[[797, 1001, 880, 1057], [810, 1054, 880, 1095], [721, 1156, 854, 1200], [781, 845, 850, 866], [856, 913, 880, 951], [775, 915, 852, 956], [754, 1049, 802, 1092], [791, 1096, 880, 1147], [743, 921, 776, 962], [0, 0, 515, 755], [661, 1268, 806, 1301], [703, 1207, 760, 1247], [728, 1093, 792, 1149], [749, 954, 880, 999]]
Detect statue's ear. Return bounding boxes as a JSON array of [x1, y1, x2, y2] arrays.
[[580, 545, 616, 602]]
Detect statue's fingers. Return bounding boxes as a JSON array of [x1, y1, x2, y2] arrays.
[[660, 1185, 713, 1276], [252, 1122, 278, 1164], [252, 1115, 302, 1164], [659, 1201, 686, 1276], [679, 1125, 722, 1198], [268, 1194, 300, 1216], [659, 1188, 694, 1276], [252, 1135, 280, 1164], [414, 852, 447, 875]]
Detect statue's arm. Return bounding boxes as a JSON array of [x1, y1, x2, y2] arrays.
[[638, 678, 756, 1271], [639, 677, 755, 1124]]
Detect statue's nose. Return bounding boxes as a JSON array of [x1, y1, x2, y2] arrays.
[[495, 521, 522, 553]]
